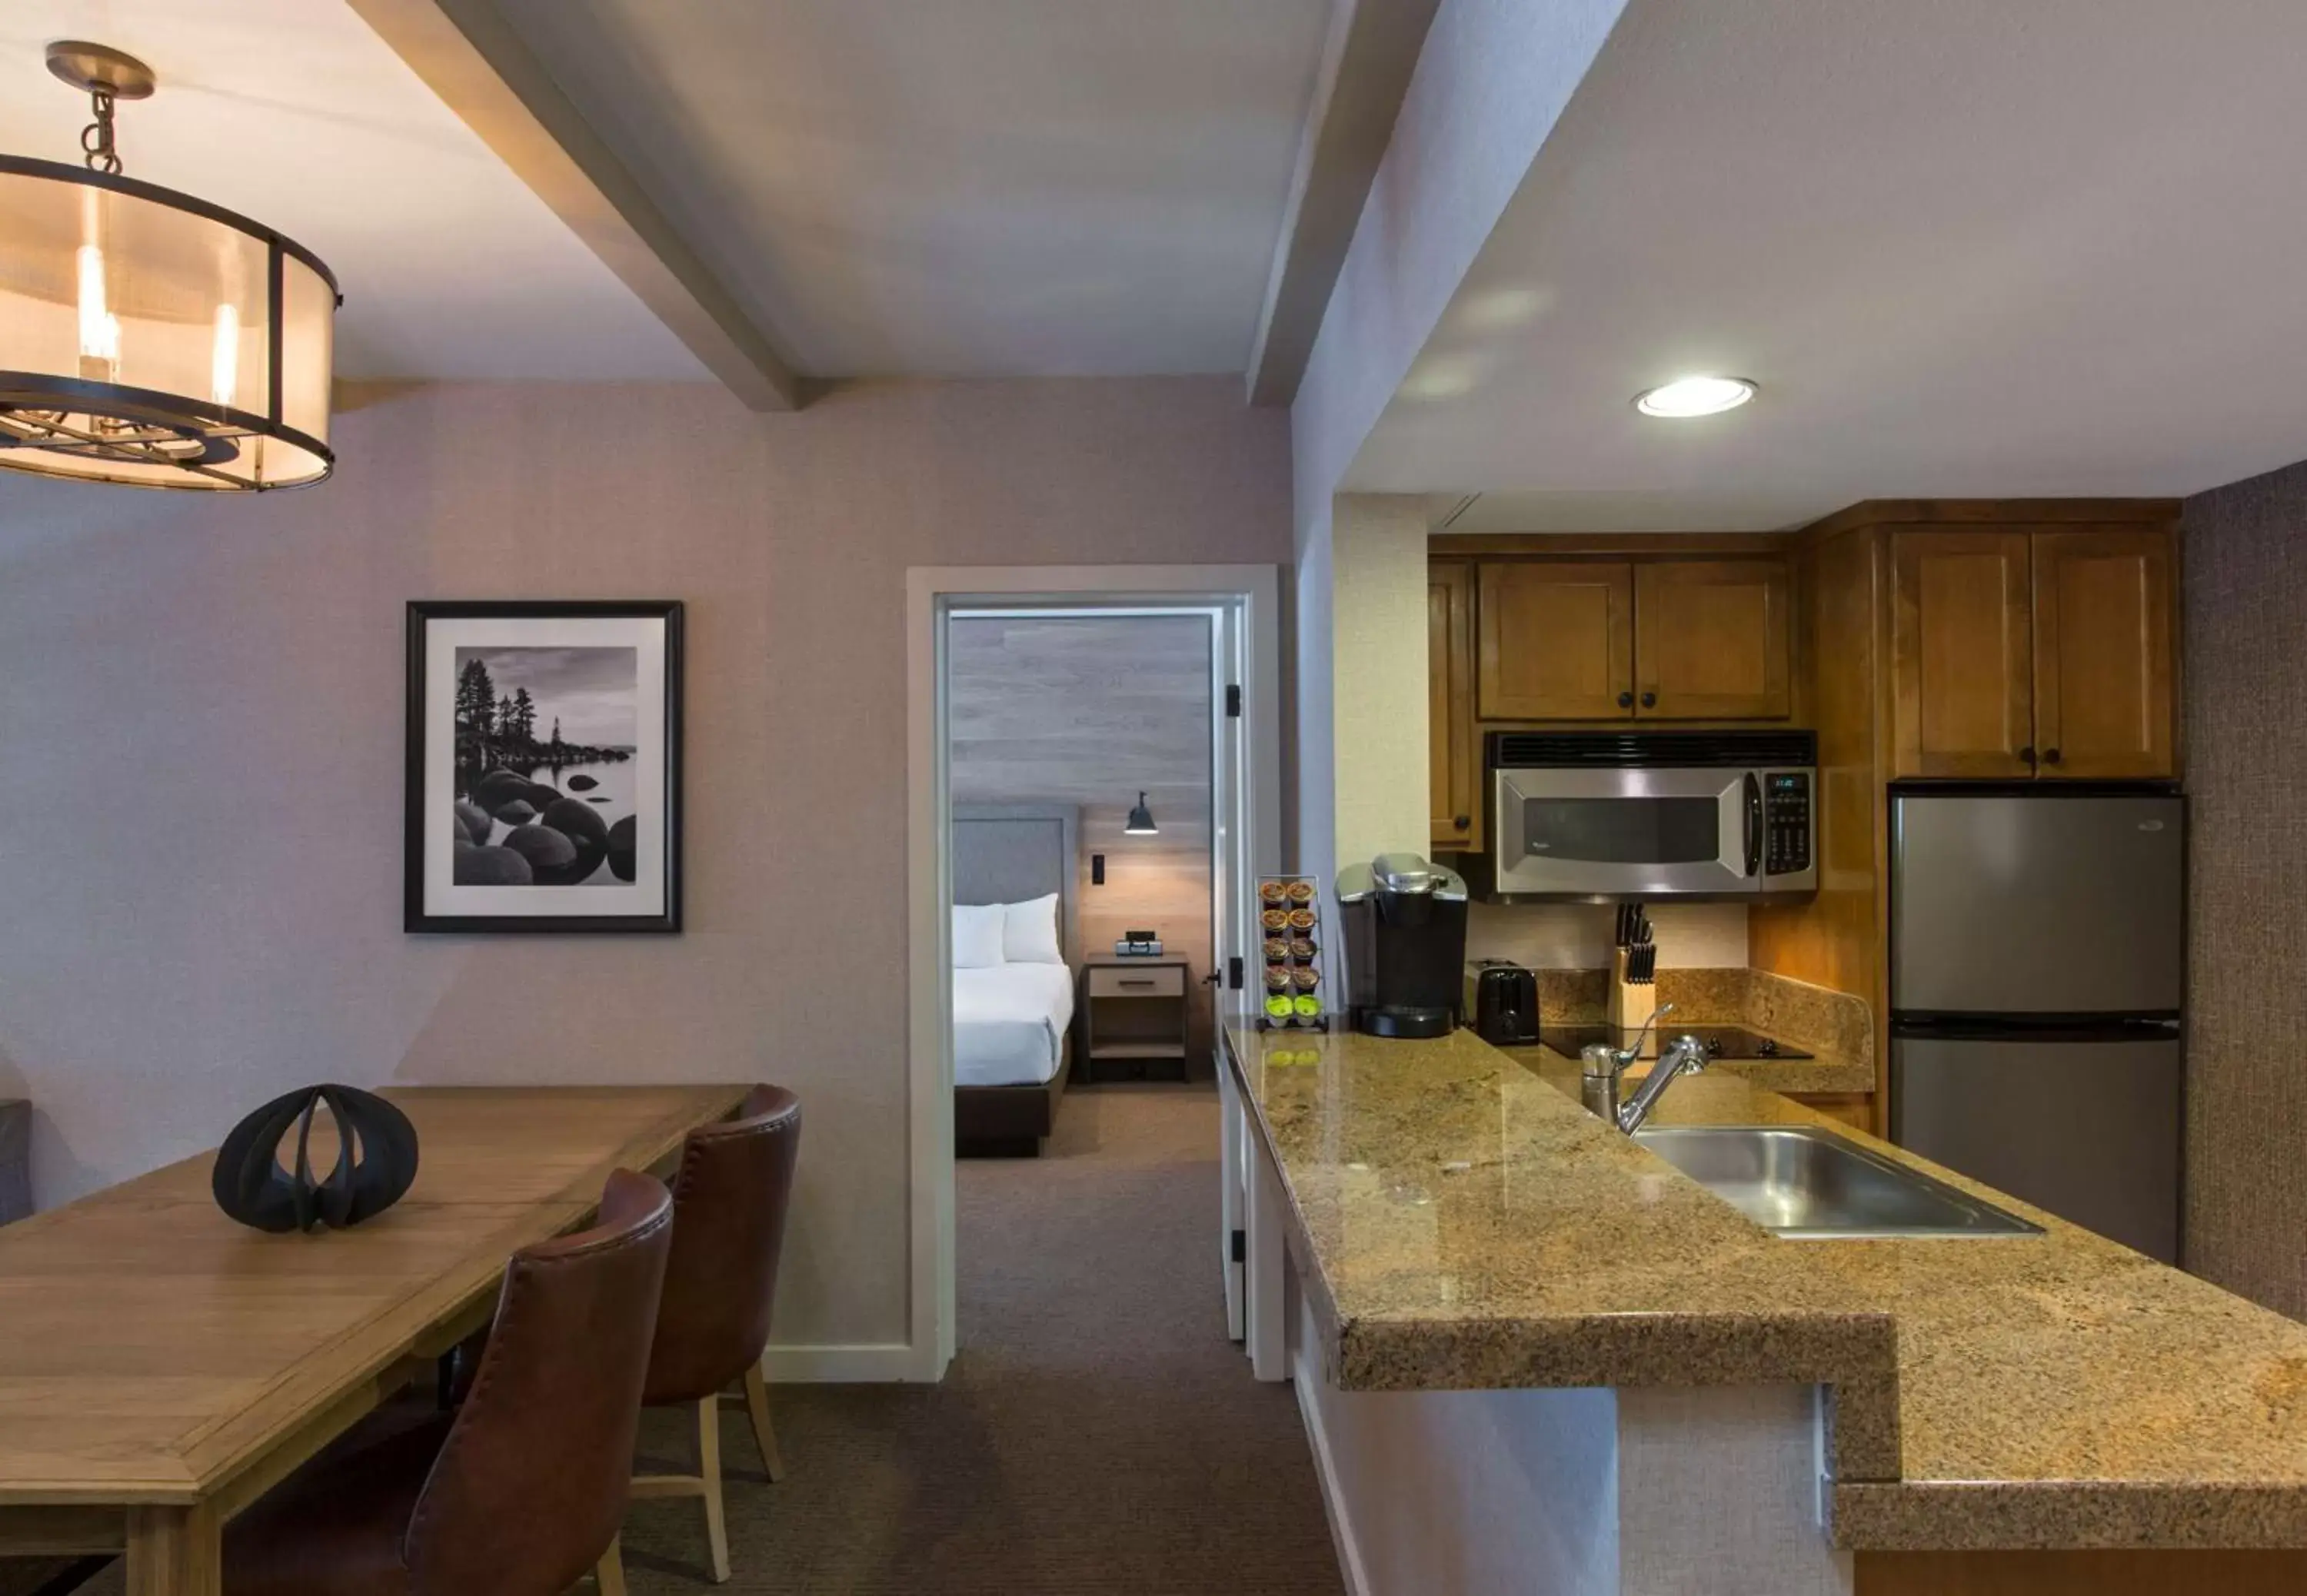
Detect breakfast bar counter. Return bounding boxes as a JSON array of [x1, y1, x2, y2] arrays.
[[1223, 1020, 2307, 1559]]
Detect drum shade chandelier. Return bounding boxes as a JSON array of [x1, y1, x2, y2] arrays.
[[0, 42, 339, 490]]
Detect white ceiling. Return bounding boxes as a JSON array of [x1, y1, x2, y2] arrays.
[[491, 0, 1335, 379], [1352, 0, 2307, 529], [0, 2, 706, 381]]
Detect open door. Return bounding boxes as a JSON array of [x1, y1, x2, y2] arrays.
[[1211, 601, 1250, 1341]]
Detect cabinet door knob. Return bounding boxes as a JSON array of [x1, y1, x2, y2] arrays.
[[2043, 747, 2062, 765], [1453, 814, 1471, 829], [2019, 745, 2036, 764], [1640, 690, 1657, 708], [1616, 690, 1634, 708]]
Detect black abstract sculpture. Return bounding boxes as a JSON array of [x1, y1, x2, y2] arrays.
[[211, 1085, 421, 1234]]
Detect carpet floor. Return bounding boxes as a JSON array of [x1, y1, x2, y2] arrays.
[[37, 1082, 1343, 1596], [619, 1082, 1344, 1594]]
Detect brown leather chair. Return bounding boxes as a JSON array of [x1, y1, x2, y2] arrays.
[[223, 1169, 674, 1596], [629, 1085, 801, 1583]]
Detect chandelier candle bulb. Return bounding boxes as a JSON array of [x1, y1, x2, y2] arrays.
[[211, 302, 239, 407]]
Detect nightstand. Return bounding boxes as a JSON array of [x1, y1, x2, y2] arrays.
[[1079, 960, 1191, 1082]]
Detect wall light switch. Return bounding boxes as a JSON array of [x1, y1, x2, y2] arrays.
[[1091, 853, 1106, 885]]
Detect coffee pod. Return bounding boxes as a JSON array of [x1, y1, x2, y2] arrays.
[[1260, 881, 1289, 906]]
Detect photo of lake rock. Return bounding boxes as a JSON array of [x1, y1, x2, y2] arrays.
[[450, 646, 639, 886]]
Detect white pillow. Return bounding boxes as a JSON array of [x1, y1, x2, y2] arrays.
[[1001, 893, 1064, 965], [952, 903, 1008, 969]]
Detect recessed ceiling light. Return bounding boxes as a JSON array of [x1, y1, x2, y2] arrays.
[[1634, 375, 1756, 418]]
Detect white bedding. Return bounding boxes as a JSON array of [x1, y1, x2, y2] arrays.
[[953, 962, 1076, 1087]]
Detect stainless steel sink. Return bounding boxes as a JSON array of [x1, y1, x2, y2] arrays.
[[1631, 1126, 2043, 1239]]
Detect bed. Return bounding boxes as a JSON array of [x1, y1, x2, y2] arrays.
[[952, 803, 1080, 1156]]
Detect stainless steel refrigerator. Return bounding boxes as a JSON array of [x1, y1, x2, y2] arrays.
[[1889, 789, 2184, 1262]]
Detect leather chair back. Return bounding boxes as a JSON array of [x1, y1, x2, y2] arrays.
[[404, 1169, 673, 1596], [643, 1085, 801, 1405]]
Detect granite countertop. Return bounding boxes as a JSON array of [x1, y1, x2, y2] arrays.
[[1227, 1020, 2307, 1551]]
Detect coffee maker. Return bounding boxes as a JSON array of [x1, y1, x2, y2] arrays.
[[1337, 853, 1469, 1038]]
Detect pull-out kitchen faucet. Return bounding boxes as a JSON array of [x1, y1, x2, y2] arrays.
[[1578, 1004, 1712, 1133]]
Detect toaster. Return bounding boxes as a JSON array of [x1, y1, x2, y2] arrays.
[[1464, 959, 1539, 1046]]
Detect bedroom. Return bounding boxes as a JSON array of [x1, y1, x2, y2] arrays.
[[945, 610, 1226, 1159]]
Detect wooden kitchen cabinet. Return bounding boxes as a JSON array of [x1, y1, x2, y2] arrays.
[[1634, 560, 1793, 719], [1890, 530, 2036, 778], [2032, 529, 2176, 779], [1476, 560, 1633, 720], [1474, 556, 1793, 723], [1890, 524, 2177, 781], [1429, 560, 1480, 851]]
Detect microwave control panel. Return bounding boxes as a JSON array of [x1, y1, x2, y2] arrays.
[[1763, 772, 1813, 876]]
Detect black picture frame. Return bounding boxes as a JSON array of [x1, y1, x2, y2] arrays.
[[404, 600, 684, 934]]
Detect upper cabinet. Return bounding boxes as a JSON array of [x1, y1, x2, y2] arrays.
[[1890, 531, 2036, 778], [1634, 560, 1793, 719], [1890, 524, 2176, 780], [1474, 555, 1790, 722], [2032, 530, 2176, 779], [1476, 560, 1633, 720], [1429, 561, 1479, 851]]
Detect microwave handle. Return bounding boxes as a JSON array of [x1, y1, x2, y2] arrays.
[[1743, 771, 1763, 878]]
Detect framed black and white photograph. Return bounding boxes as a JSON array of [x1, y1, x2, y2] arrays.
[[404, 601, 682, 933]]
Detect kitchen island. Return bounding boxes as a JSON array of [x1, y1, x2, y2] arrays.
[[1223, 1021, 2307, 1594]]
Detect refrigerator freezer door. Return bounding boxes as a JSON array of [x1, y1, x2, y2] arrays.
[[1892, 793, 2183, 1015], [1893, 1032, 2181, 1262]]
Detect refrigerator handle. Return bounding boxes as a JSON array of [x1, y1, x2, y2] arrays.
[[1742, 771, 1763, 879]]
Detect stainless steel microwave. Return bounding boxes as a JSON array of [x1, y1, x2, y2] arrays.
[[1483, 731, 1818, 901]]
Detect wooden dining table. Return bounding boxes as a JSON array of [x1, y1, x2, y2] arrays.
[[0, 1083, 751, 1595]]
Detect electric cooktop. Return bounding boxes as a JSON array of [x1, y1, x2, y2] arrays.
[[1539, 1022, 1813, 1061]]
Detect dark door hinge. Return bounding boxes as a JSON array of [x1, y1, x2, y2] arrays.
[[1227, 956, 1244, 989], [1226, 683, 1243, 717], [1230, 1228, 1247, 1263]]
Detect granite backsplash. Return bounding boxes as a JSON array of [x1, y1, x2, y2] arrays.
[[1533, 965, 1872, 1069]]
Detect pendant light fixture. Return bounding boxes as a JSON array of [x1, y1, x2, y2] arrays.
[[0, 42, 339, 490], [1124, 792, 1158, 836]]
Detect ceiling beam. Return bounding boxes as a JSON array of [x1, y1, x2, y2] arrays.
[[346, 0, 806, 411], [1246, 0, 1442, 409]]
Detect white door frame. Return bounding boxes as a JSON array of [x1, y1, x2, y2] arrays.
[[904, 564, 1283, 1381]]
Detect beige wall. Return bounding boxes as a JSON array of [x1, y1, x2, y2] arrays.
[[948, 613, 1217, 1059], [0, 378, 1291, 1353], [2180, 457, 2307, 1317], [1330, 494, 1433, 873]]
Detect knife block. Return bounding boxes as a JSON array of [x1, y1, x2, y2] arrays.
[[1606, 948, 1656, 1057]]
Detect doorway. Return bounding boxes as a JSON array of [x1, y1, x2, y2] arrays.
[[904, 566, 1280, 1379]]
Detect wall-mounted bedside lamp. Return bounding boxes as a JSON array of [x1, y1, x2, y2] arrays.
[[1124, 792, 1157, 836]]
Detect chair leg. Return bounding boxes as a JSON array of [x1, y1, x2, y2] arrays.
[[743, 1362, 786, 1482], [697, 1394, 731, 1584], [596, 1535, 628, 1596]]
